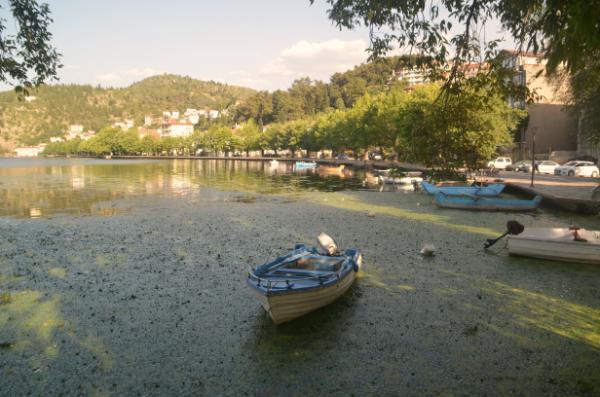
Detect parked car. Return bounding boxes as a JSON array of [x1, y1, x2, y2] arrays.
[[507, 160, 532, 172], [536, 160, 560, 174], [369, 152, 383, 160], [336, 153, 350, 160], [487, 157, 512, 170], [555, 161, 599, 177]]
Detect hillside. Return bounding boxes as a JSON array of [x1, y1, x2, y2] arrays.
[[0, 74, 256, 147]]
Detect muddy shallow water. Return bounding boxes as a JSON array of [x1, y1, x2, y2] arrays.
[[1, 158, 599, 396]]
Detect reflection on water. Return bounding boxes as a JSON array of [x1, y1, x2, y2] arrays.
[[0, 158, 371, 218]]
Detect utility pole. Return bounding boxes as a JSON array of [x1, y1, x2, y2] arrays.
[[530, 127, 536, 187]]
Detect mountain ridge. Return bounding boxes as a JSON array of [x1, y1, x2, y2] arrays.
[[0, 74, 256, 148]]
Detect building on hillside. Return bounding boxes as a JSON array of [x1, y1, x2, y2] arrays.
[[144, 116, 155, 126], [14, 144, 46, 157], [80, 130, 96, 141], [66, 124, 84, 140], [184, 108, 203, 124], [162, 120, 194, 137], [393, 68, 429, 86], [113, 119, 134, 131], [137, 127, 161, 138], [50, 136, 64, 143], [207, 110, 220, 119], [500, 49, 577, 160]]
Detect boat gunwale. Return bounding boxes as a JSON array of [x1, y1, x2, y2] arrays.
[[247, 247, 360, 296], [508, 235, 600, 246]]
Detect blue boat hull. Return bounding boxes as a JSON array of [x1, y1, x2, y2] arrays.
[[434, 192, 543, 211], [295, 161, 317, 170], [421, 181, 504, 197]]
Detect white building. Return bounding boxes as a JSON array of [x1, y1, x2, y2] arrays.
[[207, 110, 220, 119], [80, 131, 96, 141], [187, 114, 200, 125], [113, 119, 134, 131], [69, 124, 84, 134], [164, 121, 194, 137], [144, 116, 155, 126], [14, 144, 46, 157], [66, 124, 84, 140], [394, 68, 429, 86], [50, 136, 64, 143]]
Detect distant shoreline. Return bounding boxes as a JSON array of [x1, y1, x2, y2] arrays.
[[107, 155, 428, 171]]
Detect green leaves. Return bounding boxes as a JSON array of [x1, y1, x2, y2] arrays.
[[1, 0, 61, 92]]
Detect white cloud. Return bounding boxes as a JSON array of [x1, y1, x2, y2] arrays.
[[281, 39, 366, 59], [253, 38, 368, 89], [96, 73, 122, 82], [126, 68, 164, 78]]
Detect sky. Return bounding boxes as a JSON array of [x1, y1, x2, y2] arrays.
[[1, 0, 515, 91]]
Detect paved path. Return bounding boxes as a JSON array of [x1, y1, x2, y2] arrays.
[[476, 171, 599, 213], [499, 171, 599, 200]]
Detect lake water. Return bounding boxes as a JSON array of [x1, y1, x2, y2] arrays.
[[0, 158, 369, 218], [1, 158, 599, 396]]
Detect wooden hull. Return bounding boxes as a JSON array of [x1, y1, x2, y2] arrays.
[[253, 270, 356, 324], [508, 228, 600, 264], [317, 165, 345, 176]]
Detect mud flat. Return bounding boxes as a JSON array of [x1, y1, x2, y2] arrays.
[[1, 189, 599, 396]]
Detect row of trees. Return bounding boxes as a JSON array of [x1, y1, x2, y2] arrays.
[[44, 82, 524, 172], [233, 57, 416, 125]]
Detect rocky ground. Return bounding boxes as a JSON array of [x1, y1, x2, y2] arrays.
[[1, 189, 599, 396]]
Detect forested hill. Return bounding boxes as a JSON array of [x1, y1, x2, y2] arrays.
[[0, 74, 256, 146]]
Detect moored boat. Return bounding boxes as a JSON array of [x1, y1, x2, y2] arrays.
[[247, 240, 362, 324], [421, 181, 504, 197], [434, 192, 543, 211], [295, 161, 317, 170], [507, 227, 600, 264], [379, 175, 423, 185], [317, 164, 345, 175]]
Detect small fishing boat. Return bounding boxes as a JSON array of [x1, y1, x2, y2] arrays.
[[421, 181, 504, 197], [295, 161, 317, 170], [434, 192, 543, 211], [507, 227, 600, 264], [317, 164, 345, 175], [247, 234, 362, 324], [379, 175, 423, 185]]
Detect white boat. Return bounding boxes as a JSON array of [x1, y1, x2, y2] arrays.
[[507, 227, 600, 264], [379, 175, 423, 185]]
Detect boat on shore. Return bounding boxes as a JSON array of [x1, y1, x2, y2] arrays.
[[379, 175, 423, 185], [507, 227, 600, 264], [247, 238, 362, 324], [434, 192, 543, 211], [421, 181, 504, 197], [295, 161, 317, 170]]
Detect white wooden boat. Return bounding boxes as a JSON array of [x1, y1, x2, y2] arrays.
[[507, 227, 600, 264], [247, 241, 362, 324], [379, 175, 423, 185]]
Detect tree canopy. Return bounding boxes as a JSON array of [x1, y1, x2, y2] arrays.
[[0, 0, 61, 92], [311, 0, 600, 77]]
